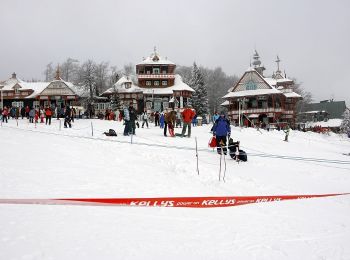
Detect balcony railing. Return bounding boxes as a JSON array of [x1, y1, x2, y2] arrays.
[[228, 108, 295, 115], [137, 74, 175, 79]]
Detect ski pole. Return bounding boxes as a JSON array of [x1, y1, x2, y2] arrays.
[[219, 153, 221, 181], [195, 137, 199, 175], [223, 148, 227, 182]]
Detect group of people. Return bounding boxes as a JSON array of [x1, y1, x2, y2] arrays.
[[0, 105, 75, 128], [118, 103, 197, 138]]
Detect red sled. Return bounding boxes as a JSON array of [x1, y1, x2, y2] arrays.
[[208, 136, 217, 148]]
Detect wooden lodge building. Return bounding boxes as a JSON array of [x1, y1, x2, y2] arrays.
[[101, 48, 194, 112], [0, 69, 79, 109], [222, 51, 302, 127]]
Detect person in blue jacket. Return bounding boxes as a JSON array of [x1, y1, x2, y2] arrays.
[[212, 111, 231, 155]]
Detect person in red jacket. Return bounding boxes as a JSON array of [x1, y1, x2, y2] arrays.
[[181, 104, 196, 138], [45, 106, 52, 125], [2, 106, 9, 123]]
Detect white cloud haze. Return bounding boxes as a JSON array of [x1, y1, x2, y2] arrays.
[[0, 0, 349, 104]]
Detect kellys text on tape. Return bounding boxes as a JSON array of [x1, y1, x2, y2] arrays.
[[0, 193, 349, 208]]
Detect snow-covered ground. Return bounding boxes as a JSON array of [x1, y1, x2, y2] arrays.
[[0, 118, 350, 260]]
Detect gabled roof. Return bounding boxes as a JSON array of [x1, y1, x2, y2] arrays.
[[137, 51, 175, 66], [102, 76, 143, 95], [224, 68, 301, 99]]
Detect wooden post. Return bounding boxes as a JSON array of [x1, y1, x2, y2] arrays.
[[91, 122, 94, 136]]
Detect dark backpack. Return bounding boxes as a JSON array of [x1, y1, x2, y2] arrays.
[[238, 150, 248, 162], [104, 129, 117, 136]]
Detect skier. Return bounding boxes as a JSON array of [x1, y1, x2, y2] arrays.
[[212, 111, 231, 155], [141, 111, 149, 128], [181, 104, 196, 138], [284, 125, 290, 142]]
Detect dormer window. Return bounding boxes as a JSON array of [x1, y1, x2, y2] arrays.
[[124, 82, 132, 89], [14, 88, 20, 94]]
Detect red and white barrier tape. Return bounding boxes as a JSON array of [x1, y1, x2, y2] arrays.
[[0, 193, 349, 208]]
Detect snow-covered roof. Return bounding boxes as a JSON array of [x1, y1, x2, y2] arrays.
[[0, 76, 25, 90], [305, 118, 343, 128], [137, 51, 175, 66], [220, 100, 229, 106], [22, 82, 50, 99], [0, 75, 79, 99], [283, 92, 302, 98], [103, 76, 143, 95], [223, 88, 281, 98]]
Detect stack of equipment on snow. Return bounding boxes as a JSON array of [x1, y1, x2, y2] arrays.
[[228, 138, 247, 162]]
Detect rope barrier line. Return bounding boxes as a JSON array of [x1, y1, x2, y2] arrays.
[[0, 193, 349, 208], [2, 125, 350, 166]]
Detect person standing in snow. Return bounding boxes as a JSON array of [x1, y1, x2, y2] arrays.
[[159, 112, 165, 129], [212, 112, 219, 124], [64, 106, 72, 128], [284, 125, 290, 142], [128, 103, 137, 135], [175, 111, 182, 128], [40, 107, 45, 123], [154, 111, 160, 126], [212, 111, 231, 155], [141, 111, 149, 128], [1, 106, 9, 123], [164, 110, 176, 137], [181, 104, 196, 138], [29, 107, 35, 123], [45, 106, 52, 125], [123, 105, 130, 136]]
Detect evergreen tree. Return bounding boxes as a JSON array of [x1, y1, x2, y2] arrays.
[[189, 62, 209, 121], [340, 108, 350, 134]]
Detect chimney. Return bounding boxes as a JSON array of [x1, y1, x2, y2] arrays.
[[12, 72, 17, 79]]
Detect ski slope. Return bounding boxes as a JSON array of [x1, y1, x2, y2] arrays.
[[0, 118, 350, 259]]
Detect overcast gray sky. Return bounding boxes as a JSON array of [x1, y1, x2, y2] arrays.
[[1, 0, 349, 105]]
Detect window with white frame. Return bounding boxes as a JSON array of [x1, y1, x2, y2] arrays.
[[146, 101, 152, 109], [154, 81, 159, 86], [12, 101, 24, 107], [162, 80, 167, 86], [153, 68, 160, 74], [14, 88, 19, 94], [33, 101, 40, 108], [146, 81, 151, 86]]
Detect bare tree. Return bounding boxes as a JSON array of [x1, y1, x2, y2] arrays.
[[95, 61, 109, 96], [80, 60, 97, 101], [291, 79, 313, 112], [61, 58, 79, 82], [123, 63, 135, 75], [43, 62, 54, 81]]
